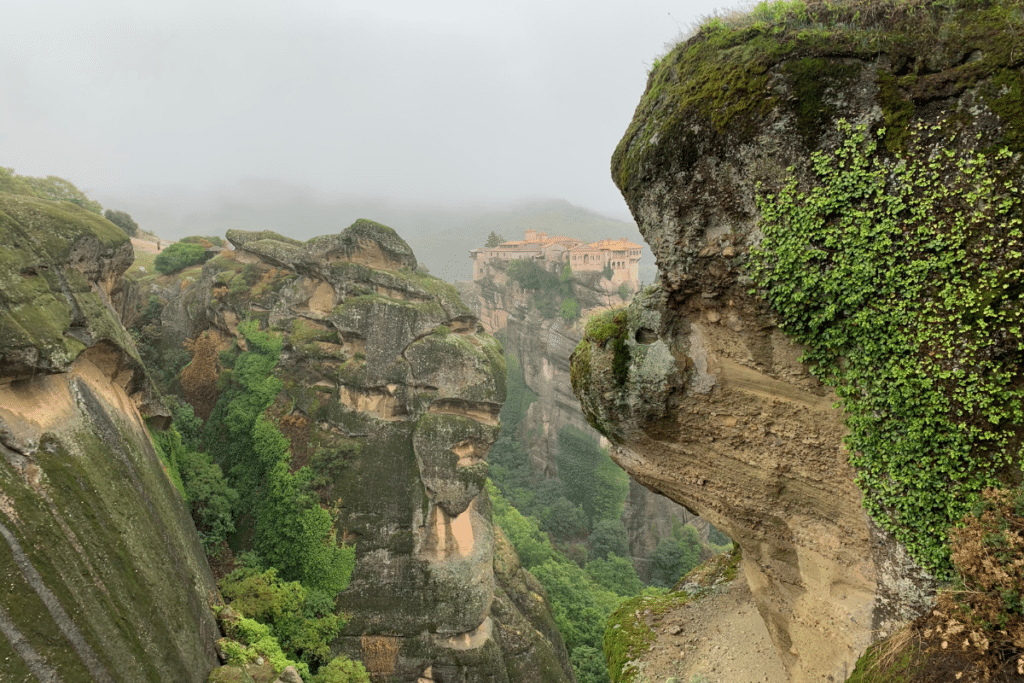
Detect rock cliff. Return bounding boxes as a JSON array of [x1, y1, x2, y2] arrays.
[[168, 221, 574, 682], [0, 193, 220, 681], [572, 2, 1024, 681]]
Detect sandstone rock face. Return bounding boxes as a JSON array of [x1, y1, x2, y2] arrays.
[[572, 4, 1024, 680], [184, 223, 573, 682], [0, 193, 219, 681]]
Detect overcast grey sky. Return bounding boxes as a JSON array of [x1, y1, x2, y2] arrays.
[[2, 0, 733, 220]]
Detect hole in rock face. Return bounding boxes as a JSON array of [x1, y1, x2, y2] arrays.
[[428, 398, 500, 426], [635, 327, 659, 344]]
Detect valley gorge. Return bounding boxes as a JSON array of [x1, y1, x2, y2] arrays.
[[462, 246, 708, 582], [2, 1, 1024, 681]]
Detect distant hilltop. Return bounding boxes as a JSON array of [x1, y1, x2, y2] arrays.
[[470, 228, 642, 286]]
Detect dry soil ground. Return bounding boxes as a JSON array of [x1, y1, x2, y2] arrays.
[[631, 578, 789, 683]]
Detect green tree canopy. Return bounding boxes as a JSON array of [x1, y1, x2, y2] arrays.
[[648, 524, 702, 588], [485, 231, 506, 247], [555, 425, 629, 526], [589, 519, 630, 561], [104, 209, 139, 236], [584, 553, 643, 597], [154, 242, 209, 274]]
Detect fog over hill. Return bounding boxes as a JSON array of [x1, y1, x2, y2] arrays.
[[95, 180, 657, 283]]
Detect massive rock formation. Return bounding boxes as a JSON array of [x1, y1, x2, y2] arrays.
[[0, 194, 220, 681], [572, 2, 1024, 681], [173, 222, 574, 683]]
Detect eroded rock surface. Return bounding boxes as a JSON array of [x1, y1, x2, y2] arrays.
[[571, 3, 1024, 680], [180, 222, 574, 682], [0, 193, 219, 681]]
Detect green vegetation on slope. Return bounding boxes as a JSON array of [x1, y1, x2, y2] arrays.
[[751, 119, 1024, 576], [489, 482, 625, 683], [214, 566, 369, 682], [203, 320, 355, 595], [150, 317, 361, 678], [555, 425, 629, 527], [0, 167, 103, 213]]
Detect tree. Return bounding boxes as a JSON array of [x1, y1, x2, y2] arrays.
[[218, 566, 348, 671], [555, 426, 629, 525], [104, 209, 139, 236], [154, 242, 209, 274], [570, 645, 611, 683], [590, 519, 630, 561], [585, 553, 643, 597], [485, 231, 506, 247], [538, 497, 588, 540], [560, 297, 580, 323], [648, 524, 702, 588]]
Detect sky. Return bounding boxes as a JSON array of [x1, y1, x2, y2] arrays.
[[1, 0, 734, 223]]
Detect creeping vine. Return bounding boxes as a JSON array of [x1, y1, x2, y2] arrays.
[[751, 119, 1024, 576]]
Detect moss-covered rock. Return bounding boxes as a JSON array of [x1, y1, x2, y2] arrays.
[[0, 353, 220, 683], [161, 221, 574, 682], [0, 193, 139, 379], [0, 189, 220, 681]]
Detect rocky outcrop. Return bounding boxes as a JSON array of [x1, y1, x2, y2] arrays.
[[573, 2, 1024, 681], [179, 223, 574, 682], [0, 193, 219, 681]]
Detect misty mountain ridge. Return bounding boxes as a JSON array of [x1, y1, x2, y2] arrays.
[[94, 180, 654, 283]]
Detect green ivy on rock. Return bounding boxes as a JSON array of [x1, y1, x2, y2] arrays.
[[751, 119, 1024, 577]]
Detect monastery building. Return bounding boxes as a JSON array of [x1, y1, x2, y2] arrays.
[[470, 229, 642, 286]]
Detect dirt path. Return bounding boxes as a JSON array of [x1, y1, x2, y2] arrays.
[[130, 236, 164, 254], [631, 578, 789, 683]]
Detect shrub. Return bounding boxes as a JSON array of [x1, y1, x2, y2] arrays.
[[180, 234, 224, 247], [154, 242, 209, 274], [313, 656, 370, 683], [219, 567, 343, 668], [560, 297, 581, 323], [853, 487, 1024, 682], [151, 425, 237, 553]]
